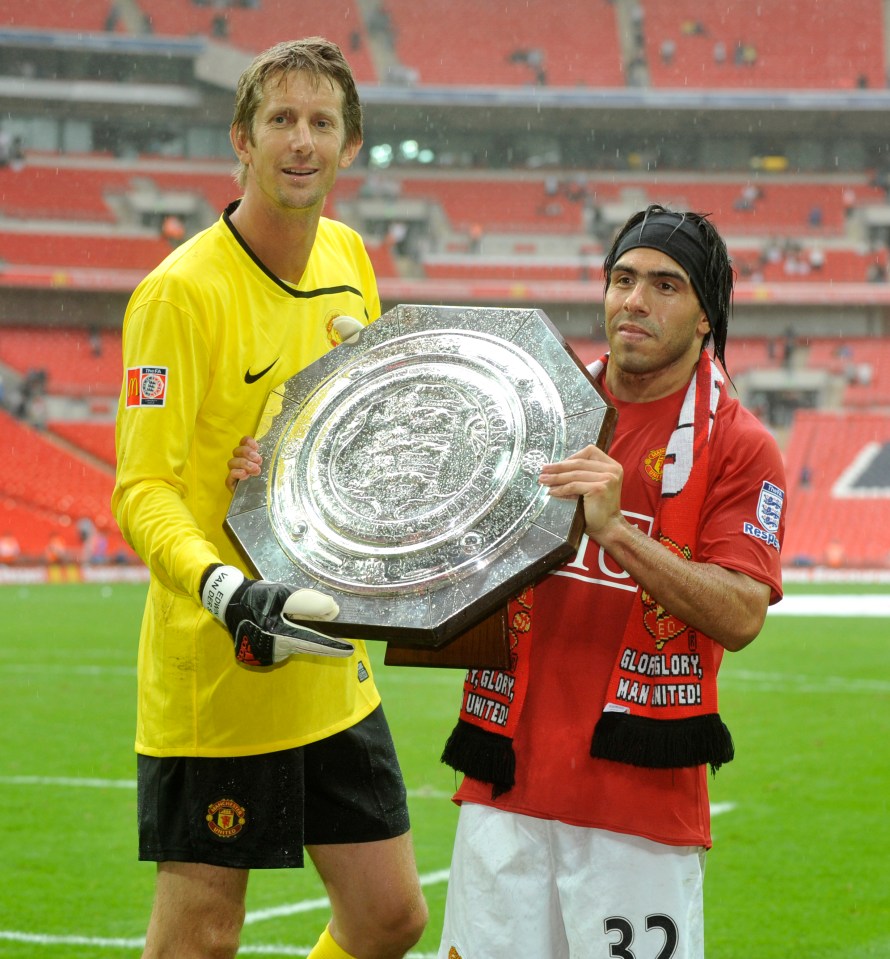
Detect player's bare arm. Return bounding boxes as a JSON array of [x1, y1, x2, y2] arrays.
[[540, 444, 770, 651]]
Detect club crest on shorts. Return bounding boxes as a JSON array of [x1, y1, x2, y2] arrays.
[[126, 366, 168, 407], [206, 798, 247, 840], [756, 481, 784, 533]]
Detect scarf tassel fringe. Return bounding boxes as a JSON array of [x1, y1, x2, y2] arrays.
[[591, 711, 734, 774], [441, 718, 516, 796]]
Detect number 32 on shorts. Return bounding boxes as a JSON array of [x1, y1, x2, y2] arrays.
[[605, 914, 679, 959]]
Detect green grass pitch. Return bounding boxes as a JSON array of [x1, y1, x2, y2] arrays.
[[0, 581, 887, 957]]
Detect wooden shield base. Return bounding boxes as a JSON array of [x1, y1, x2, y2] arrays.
[[384, 604, 510, 669]]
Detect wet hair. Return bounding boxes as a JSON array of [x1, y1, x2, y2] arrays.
[[603, 204, 735, 373], [231, 37, 363, 188]]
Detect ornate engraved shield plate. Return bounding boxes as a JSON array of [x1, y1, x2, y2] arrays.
[[226, 304, 615, 646]]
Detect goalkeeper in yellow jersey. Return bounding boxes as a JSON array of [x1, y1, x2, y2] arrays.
[[112, 37, 427, 959]]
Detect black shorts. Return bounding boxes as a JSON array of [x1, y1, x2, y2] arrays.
[[136, 705, 410, 869]]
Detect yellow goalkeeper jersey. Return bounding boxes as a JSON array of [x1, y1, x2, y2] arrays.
[[113, 204, 382, 758]]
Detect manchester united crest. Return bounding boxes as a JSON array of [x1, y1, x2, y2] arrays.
[[641, 534, 692, 650], [641, 445, 666, 483], [206, 798, 247, 840]]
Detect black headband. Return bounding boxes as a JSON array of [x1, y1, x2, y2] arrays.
[[611, 210, 717, 327]]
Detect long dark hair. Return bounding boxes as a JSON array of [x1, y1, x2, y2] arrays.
[[603, 204, 735, 375]]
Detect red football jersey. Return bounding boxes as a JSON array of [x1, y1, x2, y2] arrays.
[[454, 377, 786, 848]]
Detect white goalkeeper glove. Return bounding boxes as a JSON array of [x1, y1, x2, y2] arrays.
[[332, 315, 364, 344], [200, 564, 353, 666]]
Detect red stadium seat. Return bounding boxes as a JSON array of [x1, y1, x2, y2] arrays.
[[644, 0, 885, 90], [384, 0, 624, 87], [0, 326, 122, 397], [783, 408, 890, 567]]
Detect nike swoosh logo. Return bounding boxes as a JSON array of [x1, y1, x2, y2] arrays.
[[244, 359, 279, 384]]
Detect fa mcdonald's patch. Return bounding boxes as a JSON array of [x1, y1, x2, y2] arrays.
[[126, 366, 168, 407]]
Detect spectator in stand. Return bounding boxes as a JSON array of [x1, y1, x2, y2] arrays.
[[734, 183, 761, 212], [387, 219, 409, 256], [0, 531, 21, 564], [867, 258, 888, 282], [680, 19, 706, 35], [367, 4, 396, 51], [782, 325, 797, 369], [91, 530, 110, 564], [825, 539, 845, 568], [89, 325, 103, 357], [160, 214, 186, 247], [76, 516, 98, 562], [808, 246, 825, 271], [44, 532, 71, 564], [8, 135, 24, 171]]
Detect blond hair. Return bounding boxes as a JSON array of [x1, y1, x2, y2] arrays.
[[231, 37, 362, 188]]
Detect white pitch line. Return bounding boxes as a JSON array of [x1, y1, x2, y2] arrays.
[[0, 774, 756, 809], [0, 662, 136, 675], [244, 869, 451, 925], [0, 796, 736, 954], [720, 669, 890, 694], [0, 774, 138, 789], [0, 932, 145, 949], [0, 775, 452, 800], [768, 594, 890, 616], [8, 593, 871, 955], [0, 930, 440, 957]]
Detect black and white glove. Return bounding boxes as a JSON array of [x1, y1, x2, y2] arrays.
[[200, 564, 353, 666]]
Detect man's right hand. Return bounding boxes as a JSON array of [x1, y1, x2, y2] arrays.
[[224, 319, 364, 494], [226, 436, 263, 493], [200, 564, 353, 666], [537, 444, 625, 538]]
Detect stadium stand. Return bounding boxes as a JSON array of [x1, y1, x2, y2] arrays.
[[5, 161, 890, 289], [47, 421, 117, 469], [3, 408, 115, 516], [806, 336, 890, 408], [716, 336, 786, 377], [782, 409, 890, 568], [643, 0, 885, 90], [400, 177, 585, 233], [2, 408, 132, 562], [0, 326, 121, 397], [130, 0, 378, 80], [0, 497, 81, 562], [383, 0, 624, 87], [0, 165, 128, 222], [0, 233, 174, 272], [0, 0, 115, 32], [1, 1, 889, 576]]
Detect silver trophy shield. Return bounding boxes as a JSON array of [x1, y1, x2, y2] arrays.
[[226, 304, 616, 647]]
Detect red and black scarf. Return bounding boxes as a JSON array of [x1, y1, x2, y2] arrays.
[[442, 354, 734, 794]]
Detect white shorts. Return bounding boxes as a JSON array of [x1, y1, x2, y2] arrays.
[[438, 803, 706, 959]]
